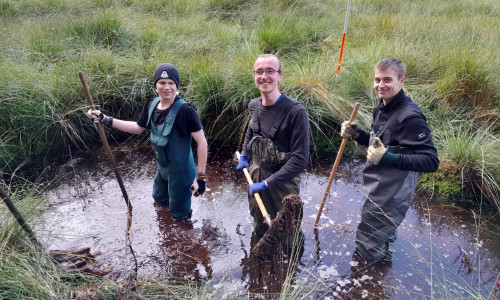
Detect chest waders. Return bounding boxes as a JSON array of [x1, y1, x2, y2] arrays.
[[355, 106, 418, 262], [148, 97, 196, 220], [247, 99, 301, 237]]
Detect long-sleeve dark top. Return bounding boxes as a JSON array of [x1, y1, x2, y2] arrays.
[[355, 89, 439, 173], [241, 94, 310, 190]]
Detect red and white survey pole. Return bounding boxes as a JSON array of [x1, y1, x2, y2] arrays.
[[336, 0, 352, 79]]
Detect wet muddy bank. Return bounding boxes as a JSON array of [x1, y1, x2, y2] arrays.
[[34, 149, 500, 299]]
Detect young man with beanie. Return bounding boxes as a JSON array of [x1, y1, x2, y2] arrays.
[[236, 54, 310, 239], [340, 58, 439, 264], [87, 63, 208, 222]]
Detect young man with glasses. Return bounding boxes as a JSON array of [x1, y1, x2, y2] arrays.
[[236, 54, 310, 240]]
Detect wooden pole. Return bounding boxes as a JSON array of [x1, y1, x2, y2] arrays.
[[314, 103, 360, 227], [79, 72, 132, 212], [236, 151, 272, 227], [0, 185, 41, 247]]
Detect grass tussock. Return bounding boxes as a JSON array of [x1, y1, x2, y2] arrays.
[[435, 54, 498, 109], [420, 110, 500, 210]]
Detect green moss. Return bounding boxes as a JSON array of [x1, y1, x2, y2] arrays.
[[420, 162, 463, 199]]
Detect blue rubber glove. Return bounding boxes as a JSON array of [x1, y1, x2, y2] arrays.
[[236, 156, 249, 173], [249, 180, 268, 195]]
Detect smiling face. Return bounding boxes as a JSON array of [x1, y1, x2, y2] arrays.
[[253, 56, 282, 98], [156, 78, 177, 102], [373, 67, 405, 104]]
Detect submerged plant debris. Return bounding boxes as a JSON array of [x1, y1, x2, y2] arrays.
[[50, 247, 111, 276], [251, 194, 303, 261]]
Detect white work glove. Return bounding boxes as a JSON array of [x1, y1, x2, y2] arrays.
[[87, 109, 113, 126], [190, 173, 206, 197], [367, 137, 398, 166], [340, 121, 359, 139], [367, 137, 387, 163]]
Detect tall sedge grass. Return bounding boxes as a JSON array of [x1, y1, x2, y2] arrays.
[[435, 54, 498, 108], [417, 101, 500, 210], [433, 116, 499, 209]]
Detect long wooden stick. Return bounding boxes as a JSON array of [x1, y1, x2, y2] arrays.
[[236, 151, 272, 227], [314, 103, 360, 227], [0, 185, 41, 247], [79, 72, 132, 212]]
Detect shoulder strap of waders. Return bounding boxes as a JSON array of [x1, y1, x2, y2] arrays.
[[373, 101, 404, 138], [147, 97, 186, 136], [251, 96, 300, 139], [146, 97, 161, 128], [162, 99, 186, 136], [251, 99, 261, 136], [268, 97, 300, 139]]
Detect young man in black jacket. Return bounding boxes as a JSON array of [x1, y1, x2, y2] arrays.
[[341, 58, 439, 262]]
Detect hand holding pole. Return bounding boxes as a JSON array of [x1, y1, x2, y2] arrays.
[[236, 151, 272, 227], [79, 72, 131, 212]]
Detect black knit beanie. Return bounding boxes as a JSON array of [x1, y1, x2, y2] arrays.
[[152, 63, 180, 87]]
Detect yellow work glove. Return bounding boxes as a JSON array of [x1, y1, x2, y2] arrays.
[[367, 137, 397, 165], [340, 121, 359, 139]]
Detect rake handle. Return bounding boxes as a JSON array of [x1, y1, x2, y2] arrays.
[[236, 151, 272, 227], [314, 103, 360, 227], [79, 72, 131, 212]]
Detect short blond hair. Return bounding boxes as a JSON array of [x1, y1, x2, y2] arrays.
[[256, 54, 283, 73]]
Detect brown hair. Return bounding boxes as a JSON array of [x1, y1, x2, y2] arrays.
[[375, 58, 406, 79]]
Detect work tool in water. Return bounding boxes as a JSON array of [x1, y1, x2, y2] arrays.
[[314, 103, 360, 227], [236, 152, 304, 261], [79, 72, 131, 212], [49, 247, 111, 276], [0, 184, 41, 247], [236, 151, 271, 226]]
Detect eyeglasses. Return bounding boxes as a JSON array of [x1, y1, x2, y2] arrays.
[[253, 68, 280, 76]]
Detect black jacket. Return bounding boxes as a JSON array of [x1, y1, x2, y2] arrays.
[[356, 89, 439, 173]]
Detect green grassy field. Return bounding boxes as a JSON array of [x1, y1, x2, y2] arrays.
[[0, 0, 499, 298]]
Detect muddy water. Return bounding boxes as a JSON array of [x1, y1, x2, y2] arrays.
[[36, 150, 500, 299]]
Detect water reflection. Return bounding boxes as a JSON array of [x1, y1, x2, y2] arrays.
[[154, 203, 213, 281]]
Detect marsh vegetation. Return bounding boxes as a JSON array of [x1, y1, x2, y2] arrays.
[[1, 0, 499, 298]]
